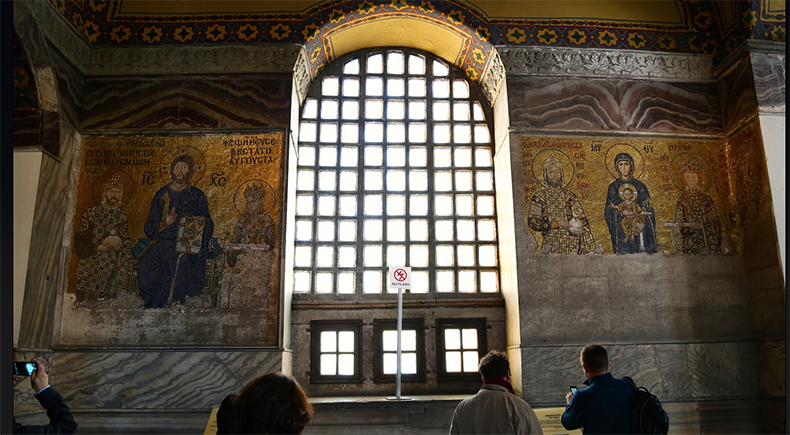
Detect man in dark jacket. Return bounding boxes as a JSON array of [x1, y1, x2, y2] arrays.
[[561, 345, 634, 434], [13, 360, 78, 434]]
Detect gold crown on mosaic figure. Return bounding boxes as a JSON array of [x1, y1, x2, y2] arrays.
[[244, 183, 265, 200], [679, 157, 702, 173], [542, 154, 562, 171], [103, 173, 123, 191]]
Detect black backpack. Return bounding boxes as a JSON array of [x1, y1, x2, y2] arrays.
[[624, 376, 669, 434]]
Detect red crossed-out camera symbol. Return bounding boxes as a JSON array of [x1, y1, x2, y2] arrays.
[[394, 268, 408, 282]]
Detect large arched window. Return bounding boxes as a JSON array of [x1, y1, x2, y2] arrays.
[[293, 48, 499, 295]]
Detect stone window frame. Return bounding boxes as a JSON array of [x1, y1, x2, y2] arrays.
[[372, 318, 426, 383], [309, 320, 363, 384], [435, 318, 488, 382]]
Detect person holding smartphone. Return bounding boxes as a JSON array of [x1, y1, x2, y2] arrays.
[[13, 360, 78, 434]]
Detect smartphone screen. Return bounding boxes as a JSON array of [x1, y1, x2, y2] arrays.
[[13, 362, 36, 376], [569, 386, 578, 394]]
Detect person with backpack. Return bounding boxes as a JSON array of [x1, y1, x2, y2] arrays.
[[560, 345, 634, 434]]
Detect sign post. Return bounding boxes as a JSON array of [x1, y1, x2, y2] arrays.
[[388, 266, 411, 400]]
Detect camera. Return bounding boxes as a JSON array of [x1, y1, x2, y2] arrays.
[[13, 361, 36, 377]]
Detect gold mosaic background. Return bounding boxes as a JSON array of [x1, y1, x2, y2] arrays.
[[67, 132, 284, 300], [521, 128, 767, 255]]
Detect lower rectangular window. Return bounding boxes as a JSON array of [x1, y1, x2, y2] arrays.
[[310, 320, 362, 384], [373, 319, 425, 383], [436, 318, 487, 381]]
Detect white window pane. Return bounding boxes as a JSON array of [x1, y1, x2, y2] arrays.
[[365, 170, 383, 190], [315, 272, 333, 293], [433, 101, 450, 121], [321, 331, 337, 352], [463, 351, 479, 372], [453, 80, 470, 98], [387, 244, 406, 266], [339, 196, 357, 216], [411, 270, 429, 293], [338, 354, 355, 376], [473, 102, 485, 120], [363, 270, 382, 293], [338, 246, 356, 267], [341, 124, 359, 143], [409, 147, 427, 166], [293, 271, 311, 292], [366, 100, 383, 118], [387, 51, 404, 74], [320, 353, 337, 376], [457, 220, 475, 241], [435, 195, 453, 216], [435, 172, 452, 191], [474, 125, 490, 143], [478, 220, 496, 240], [296, 195, 314, 216], [462, 329, 478, 349], [408, 78, 426, 97], [454, 124, 471, 144], [434, 148, 451, 167], [343, 78, 359, 97], [455, 172, 473, 191], [338, 220, 357, 241], [342, 101, 359, 120], [367, 77, 383, 96], [338, 331, 355, 352], [409, 170, 428, 191], [319, 147, 337, 166], [365, 122, 384, 142], [434, 124, 450, 143], [410, 220, 428, 241], [299, 145, 315, 166], [455, 147, 472, 167], [475, 147, 492, 166], [365, 194, 383, 215], [409, 124, 427, 143], [302, 99, 318, 118], [402, 330, 417, 351], [294, 246, 312, 267], [387, 171, 406, 191], [387, 78, 405, 96], [364, 220, 382, 241], [367, 53, 383, 73], [317, 196, 335, 216], [316, 246, 334, 267], [318, 171, 336, 191], [478, 196, 495, 215], [383, 330, 398, 351], [479, 245, 497, 266], [409, 101, 426, 119], [433, 79, 450, 98], [297, 170, 314, 190], [458, 270, 476, 292], [387, 101, 405, 120], [321, 100, 338, 119], [320, 123, 338, 142], [317, 221, 335, 241], [458, 245, 475, 266], [387, 123, 406, 143], [340, 147, 358, 166], [437, 270, 454, 292], [322, 77, 339, 96], [480, 271, 499, 293], [446, 351, 462, 373], [365, 146, 383, 166], [436, 220, 454, 241], [344, 58, 359, 74], [445, 329, 461, 350], [453, 102, 470, 121], [402, 353, 417, 374], [364, 245, 382, 267], [436, 245, 454, 265], [477, 170, 494, 191], [338, 272, 355, 293], [383, 353, 397, 374], [339, 172, 357, 191], [409, 54, 425, 74], [296, 220, 313, 241], [410, 245, 429, 267], [433, 60, 449, 76], [457, 195, 474, 216], [387, 194, 406, 215]]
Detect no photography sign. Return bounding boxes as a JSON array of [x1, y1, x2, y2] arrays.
[[388, 267, 411, 290]]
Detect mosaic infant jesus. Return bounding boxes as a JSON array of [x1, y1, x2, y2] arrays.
[[610, 187, 650, 243]]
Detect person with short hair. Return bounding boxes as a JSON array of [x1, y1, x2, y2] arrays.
[[450, 350, 543, 434], [13, 360, 78, 434], [217, 372, 313, 434], [561, 345, 634, 434]]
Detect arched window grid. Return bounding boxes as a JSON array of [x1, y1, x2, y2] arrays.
[[293, 48, 499, 295]]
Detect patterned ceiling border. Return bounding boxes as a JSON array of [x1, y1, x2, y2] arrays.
[[498, 46, 714, 81]]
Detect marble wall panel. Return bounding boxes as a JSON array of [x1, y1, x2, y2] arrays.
[[619, 81, 723, 134], [13, 110, 40, 147], [80, 75, 291, 131], [718, 56, 759, 132], [48, 43, 84, 132], [49, 350, 283, 410], [750, 51, 786, 114], [698, 399, 762, 434]]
